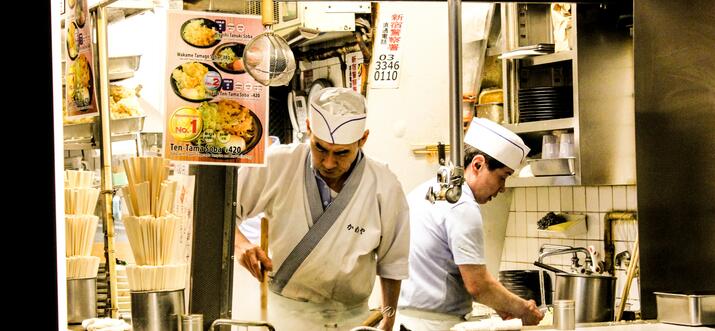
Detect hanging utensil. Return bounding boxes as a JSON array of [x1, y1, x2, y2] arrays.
[[244, 0, 296, 86]]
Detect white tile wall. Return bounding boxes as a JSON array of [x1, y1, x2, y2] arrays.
[[537, 187, 550, 212], [526, 188, 538, 211], [613, 186, 627, 210], [506, 212, 516, 236], [626, 186, 638, 210], [515, 188, 526, 212], [549, 187, 561, 211], [526, 212, 538, 237], [560, 187, 573, 211], [501, 185, 639, 305], [516, 212, 527, 237], [573, 187, 586, 211], [587, 212, 601, 240], [586, 186, 600, 212], [599, 186, 613, 212]]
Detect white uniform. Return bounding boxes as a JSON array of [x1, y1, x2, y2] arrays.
[[395, 179, 485, 331], [236, 143, 410, 330]]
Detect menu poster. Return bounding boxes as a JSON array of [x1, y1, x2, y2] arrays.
[[64, 0, 98, 119], [164, 10, 268, 166]]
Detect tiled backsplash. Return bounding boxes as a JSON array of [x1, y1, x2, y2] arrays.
[[499, 185, 641, 310]]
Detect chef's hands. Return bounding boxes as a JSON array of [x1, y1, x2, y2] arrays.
[[495, 309, 514, 320], [518, 299, 544, 325], [236, 241, 273, 280], [377, 316, 395, 331]]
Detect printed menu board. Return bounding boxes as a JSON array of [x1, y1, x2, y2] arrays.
[[164, 10, 268, 166], [64, 0, 98, 119]]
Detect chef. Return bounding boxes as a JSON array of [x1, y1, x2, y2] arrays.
[[395, 118, 544, 330], [234, 87, 410, 331]]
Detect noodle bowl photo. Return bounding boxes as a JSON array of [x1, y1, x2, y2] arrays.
[[212, 42, 247, 74], [194, 99, 262, 156], [170, 61, 222, 102], [67, 54, 93, 109], [180, 18, 221, 48], [66, 22, 79, 60]]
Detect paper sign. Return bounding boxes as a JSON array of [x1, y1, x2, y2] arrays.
[[164, 10, 268, 166], [345, 51, 364, 92], [64, 0, 98, 119], [370, 12, 405, 89]]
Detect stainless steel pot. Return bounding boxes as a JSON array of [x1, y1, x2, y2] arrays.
[[554, 273, 616, 323], [130, 289, 185, 331], [67, 277, 97, 324]]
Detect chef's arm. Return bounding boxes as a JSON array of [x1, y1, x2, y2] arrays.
[[458, 264, 543, 325], [235, 226, 272, 280], [377, 277, 401, 331]]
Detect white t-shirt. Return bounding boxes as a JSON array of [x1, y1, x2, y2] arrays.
[[398, 179, 485, 316]]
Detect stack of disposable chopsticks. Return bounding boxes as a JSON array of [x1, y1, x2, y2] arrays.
[[121, 157, 176, 218], [65, 170, 101, 280], [121, 157, 187, 291], [126, 264, 188, 292]]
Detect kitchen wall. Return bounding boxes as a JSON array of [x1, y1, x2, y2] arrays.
[[500, 185, 641, 311], [364, 2, 492, 192]]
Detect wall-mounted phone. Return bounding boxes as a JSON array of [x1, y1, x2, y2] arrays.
[[289, 78, 333, 143], [288, 91, 309, 143]]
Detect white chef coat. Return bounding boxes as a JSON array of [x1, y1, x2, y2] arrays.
[[398, 178, 485, 318], [235, 143, 410, 318]]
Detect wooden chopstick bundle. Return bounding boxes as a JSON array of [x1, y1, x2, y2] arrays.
[[65, 170, 94, 189], [64, 188, 100, 215], [65, 215, 99, 257], [123, 215, 184, 266], [122, 156, 176, 218], [119, 157, 188, 291], [66, 256, 101, 279], [126, 264, 187, 291]]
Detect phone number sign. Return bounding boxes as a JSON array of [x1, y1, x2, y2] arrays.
[[370, 12, 405, 89]]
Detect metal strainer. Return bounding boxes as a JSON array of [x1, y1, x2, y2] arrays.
[[243, 0, 296, 86]]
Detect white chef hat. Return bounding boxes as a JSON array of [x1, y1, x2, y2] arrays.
[[309, 87, 367, 144], [464, 118, 530, 170]]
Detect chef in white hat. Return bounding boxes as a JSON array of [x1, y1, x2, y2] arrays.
[[395, 118, 543, 331], [234, 87, 410, 331]]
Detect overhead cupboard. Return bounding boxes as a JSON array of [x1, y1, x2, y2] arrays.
[[492, 3, 636, 187]]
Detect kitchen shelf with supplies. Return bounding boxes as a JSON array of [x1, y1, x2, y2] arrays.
[[519, 50, 574, 67], [502, 117, 574, 134], [496, 3, 636, 187], [63, 116, 146, 152]]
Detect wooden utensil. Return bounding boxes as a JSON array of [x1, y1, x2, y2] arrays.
[[615, 237, 639, 321], [260, 217, 269, 320]]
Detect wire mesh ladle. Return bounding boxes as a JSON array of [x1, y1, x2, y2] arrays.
[[243, 0, 296, 86]]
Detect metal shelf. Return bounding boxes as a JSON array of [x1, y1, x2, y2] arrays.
[[520, 50, 575, 67], [502, 117, 575, 134], [506, 175, 578, 187]]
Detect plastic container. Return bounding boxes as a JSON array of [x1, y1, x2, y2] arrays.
[[528, 157, 575, 176]]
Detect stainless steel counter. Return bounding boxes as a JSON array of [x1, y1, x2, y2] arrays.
[[524, 320, 713, 330]]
